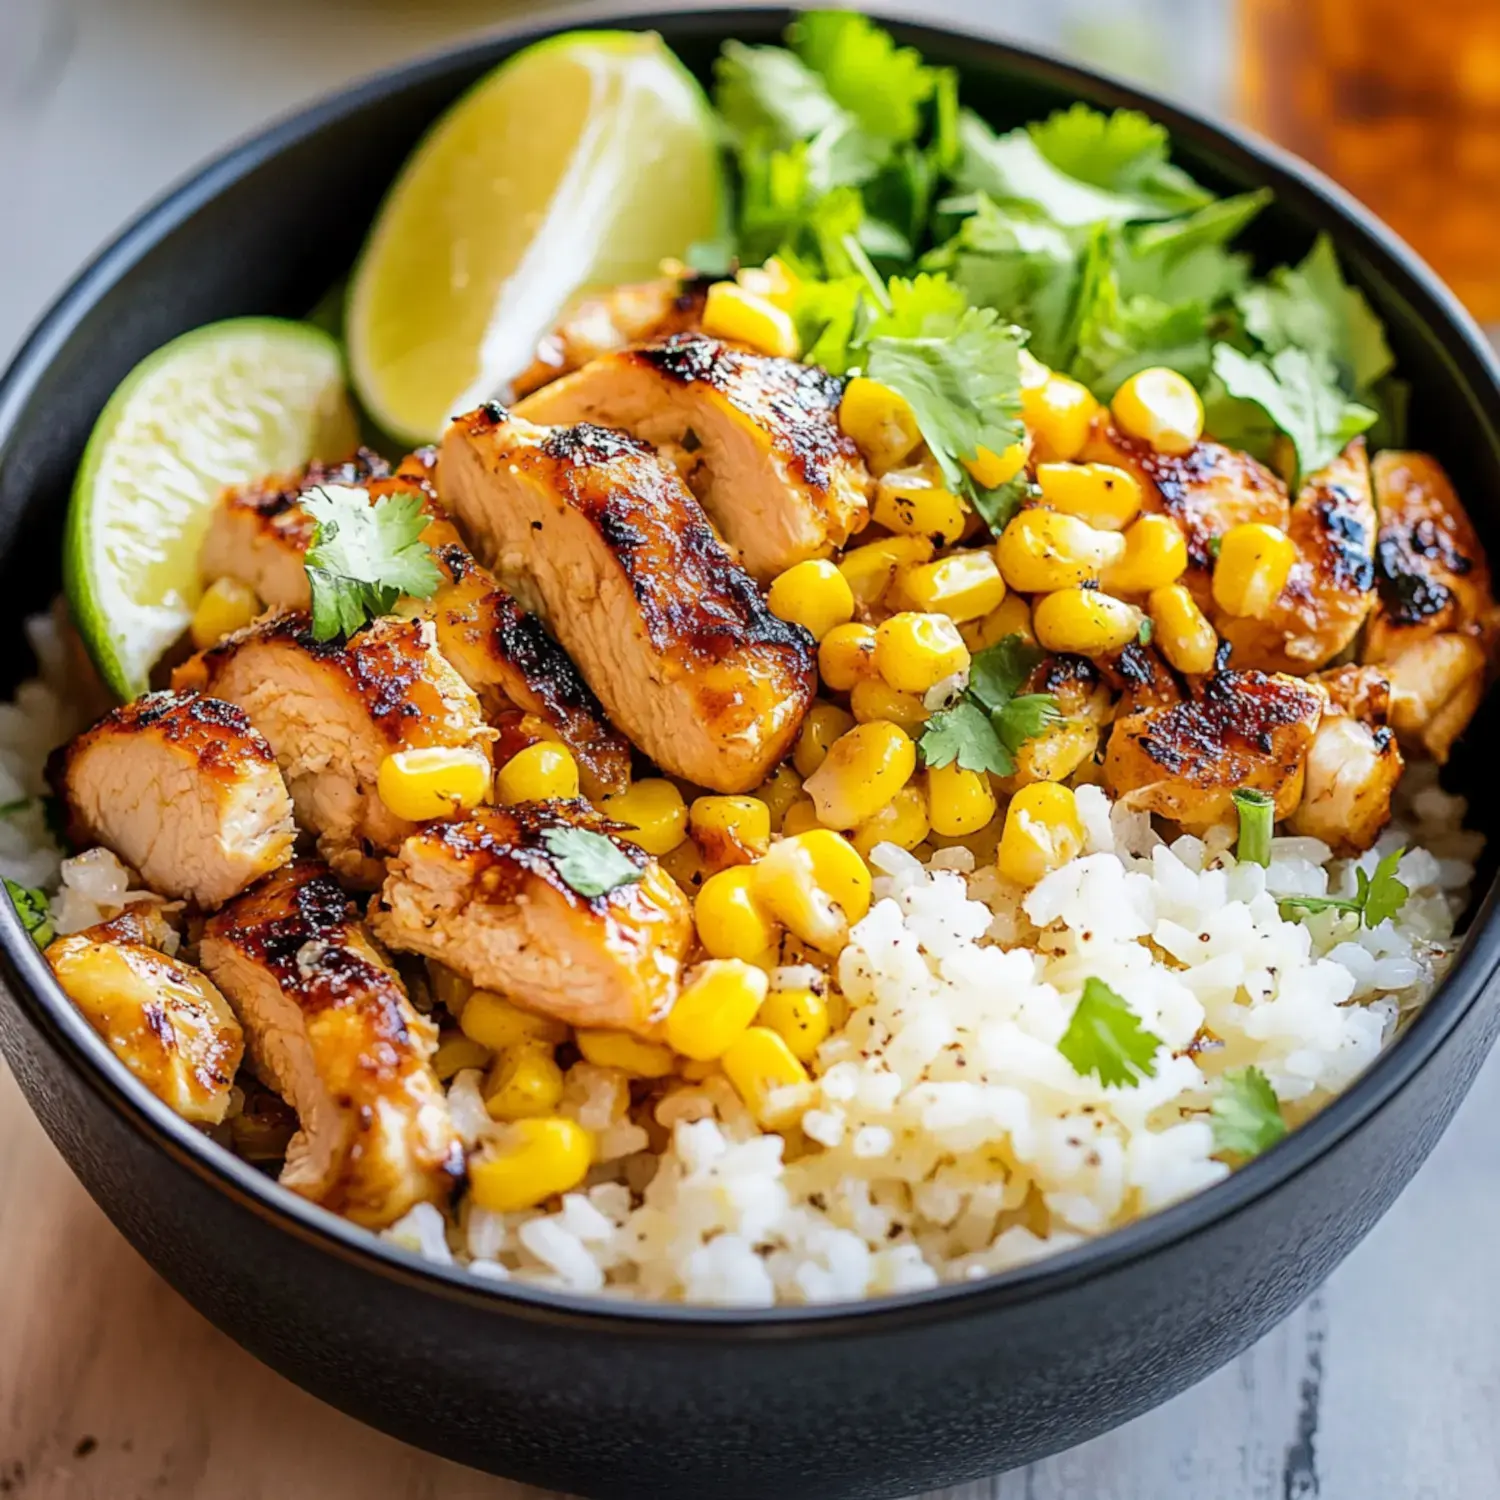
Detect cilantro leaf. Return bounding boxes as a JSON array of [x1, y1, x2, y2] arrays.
[[918, 700, 1012, 775], [967, 633, 1044, 711], [997, 693, 1062, 753], [5, 878, 54, 949], [970, 473, 1034, 535], [1277, 847, 1409, 929], [302, 485, 443, 643], [714, 41, 844, 149], [1210, 1066, 1287, 1157], [865, 271, 968, 338], [790, 11, 935, 144], [542, 828, 644, 900], [1209, 344, 1376, 483], [1116, 190, 1270, 304], [1057, 977, 1161, 1088]]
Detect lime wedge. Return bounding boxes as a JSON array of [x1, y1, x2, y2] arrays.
[[347, 30, 724, 445], [65, 318, 357, 700]]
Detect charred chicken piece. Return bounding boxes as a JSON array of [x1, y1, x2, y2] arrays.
[[174, 613, 494, 887], [50, 690, 295, 908], [515, 332, 872, 580], [370, 803, 692, 1037], [199, 860, 460, 1227], [45, 906, 243, 1125], [438, 408, 816, 792]]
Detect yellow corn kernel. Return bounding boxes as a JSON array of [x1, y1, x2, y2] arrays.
[[872, 466, 969, 546], [1111, 367, 1204, 456], [838, 377, 923, 475], [755, 763, 804, 831], [1005, 716, 1099, 789], [1211, 522, 1297, 620], [432, 1034, 492, 1081], [758, 986, 831, 1063], [1033, 588, 1143, 656], [689, 794, 771, 871], [996, 782, 1085, 886], [665, 959, 769, 1060], [694, 865, 781, 961], [767, 559, 855, 643], [849, 677, 930, 734], [995, 508, 1127, 594], [792, 701, 857, 779], [722, 1025, 810, 1127], [1035, 462, 1142, 531], [837, 534, 934, 610], [781, 796, 824, 837], [460, 990, 568, 1051], [873, 612, 972, 695], [700, 280, 799, 358], [377, 746, 491, 823], [190, 576, 261, 649], [927, 761, 998, 837], [467, 1118, 593, 1213], [961, 594, 1034, 653], [427, 960, 473, 1019], [753, 828, 873, 953], [964, 436, 1030, 489], [598, 778, 688, 856], [817, 621, 879, 693], [1148, 583, 1218, 675], [495, 741, 579, 804], [804, 720, 917, 829], [1101, 513, 1189, 596], [893, 549, 1007, 623], [1023, 373, 1100, 463], [850, 783, 930, 858], [484, 1043, 566, 1121], [678, 1057, 721, 1082], [575, 1029, 678, 1079], [735, 255, 799, 310]]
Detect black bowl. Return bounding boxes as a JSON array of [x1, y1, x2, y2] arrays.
[[3, 10, 1499, 1499]]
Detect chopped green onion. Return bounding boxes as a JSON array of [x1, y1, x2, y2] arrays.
[[1232, 788, 1274, 867]]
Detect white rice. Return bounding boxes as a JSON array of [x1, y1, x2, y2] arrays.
[[4, 611, 1480, 1305]]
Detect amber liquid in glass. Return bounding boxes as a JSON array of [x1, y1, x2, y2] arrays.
[[1240, 0, 1500, 320]]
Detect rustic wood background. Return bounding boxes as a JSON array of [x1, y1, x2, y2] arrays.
[[2, 1, 1497, 1496]]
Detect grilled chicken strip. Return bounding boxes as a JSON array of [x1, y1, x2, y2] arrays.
[[46, 906, 243, 1125], [199, 449, 630, 795], [50, 690, 295, 908], [439, 408, 817, 792], [511, 277, 707, 400], [516, 332, 872, 580], [1104, 668, 1325, 830], [1215, 441, 1379, 674], [1287, 665, 1403, 854], [371, 803, 693, 1037], [199, 860, 460, 1227], [1362, 451, 1497, 762], [175, 613, 494, 887]]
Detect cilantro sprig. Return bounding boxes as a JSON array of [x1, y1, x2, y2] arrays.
[[5, 878, 54, 949], [542, 828, 644, 900], [302, 485, 443, 642], [1058, 977, 1162, 1089], [1277, 847, 1410, 929], [1210, 1066, 1288, 1158], [918, 634, 1059, 776]]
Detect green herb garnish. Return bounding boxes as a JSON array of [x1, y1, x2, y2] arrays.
[[919, 633, 1059, 776], [1058, 977, 1162, 1088], [1278, 846, 1409, 929], [1232, 787, 1274, 868], [542, 828, 644, 900], [0, 798, 32, 817], [5, 878, 54, 949], [302, 485, 443, 642], [1210, 1066, 1288, 1157]]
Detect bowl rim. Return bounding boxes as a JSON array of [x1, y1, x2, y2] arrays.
[[4, 3, 1500, 1334]]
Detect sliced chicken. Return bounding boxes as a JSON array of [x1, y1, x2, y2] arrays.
[[174, 613, 494, 887], [371, 803, 693, 1037], [50, 690, 295, 908], [1362, 451, 1497, 762], [45, 906, 243, 1124], [1287, 665, 1403, 853], [516, 332, 872, 579], [199, 449, 630, 795], [511, 277, 708, 400], [1215, 441, 1379, 674], [199, 859, 460, 1227], [1104, 668, 1325, 830], [438, 408, 817, 792]]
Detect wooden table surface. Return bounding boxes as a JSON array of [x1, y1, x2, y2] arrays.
[[3, 2, 1498, 1496]]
